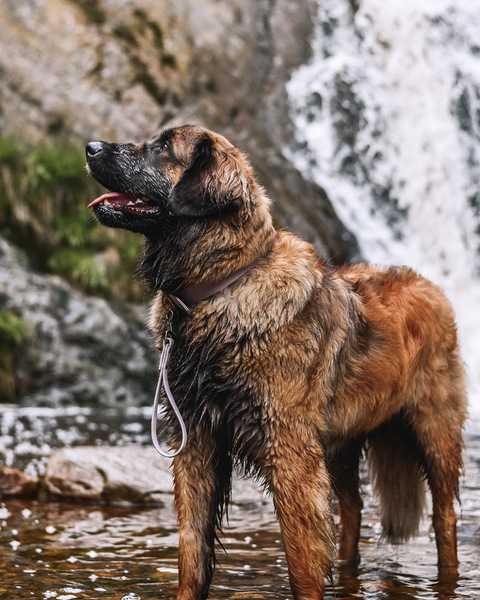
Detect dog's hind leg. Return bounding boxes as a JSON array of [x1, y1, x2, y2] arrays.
[[409, 350, 467, 568], [411, 393, 466, 568], [327, 438, 365, 565], [267, 434, 335, 600], [172, 428, 232, 600]]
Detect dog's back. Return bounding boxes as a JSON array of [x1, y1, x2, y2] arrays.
[[327, 263, 464, 436]]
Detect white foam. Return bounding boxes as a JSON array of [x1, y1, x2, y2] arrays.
[[287, 0, 480, 417]]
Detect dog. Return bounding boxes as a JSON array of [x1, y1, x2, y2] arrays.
[[86, 125, 467, 600]]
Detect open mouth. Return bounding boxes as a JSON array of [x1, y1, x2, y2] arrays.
[[88, 192, 159, 215]]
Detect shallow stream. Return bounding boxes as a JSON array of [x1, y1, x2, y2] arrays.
[[0, 406, 479, 600]]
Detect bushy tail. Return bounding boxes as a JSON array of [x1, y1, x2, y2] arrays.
[[367, 418, 427, 543]]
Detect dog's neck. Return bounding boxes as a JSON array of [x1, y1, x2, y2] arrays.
[[165, 259, 261, 313], [139, 206, 277, 302]]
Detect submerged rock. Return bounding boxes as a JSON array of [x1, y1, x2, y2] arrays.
[[0, 466, 39, 499], [43, 446, 268, 507]]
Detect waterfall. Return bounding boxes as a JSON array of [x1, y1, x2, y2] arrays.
[[286, 0, 480, 418]]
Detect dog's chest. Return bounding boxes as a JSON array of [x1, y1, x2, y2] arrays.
[[163, 316, 272, 461]]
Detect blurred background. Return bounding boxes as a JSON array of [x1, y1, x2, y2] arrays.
[[0, 0, 479, 436]]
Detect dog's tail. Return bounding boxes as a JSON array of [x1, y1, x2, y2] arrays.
[[367, 416, 427, 543]]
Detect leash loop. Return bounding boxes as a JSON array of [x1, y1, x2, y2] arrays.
[[151, 334, 188, 458]]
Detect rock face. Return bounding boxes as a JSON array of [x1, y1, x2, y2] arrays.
[[43, 446, 268, 507], [0, 235, 157, 405], [0, 0, 360, 264]]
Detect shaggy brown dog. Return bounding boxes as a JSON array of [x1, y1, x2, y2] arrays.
[[86, 125, 467, 600]]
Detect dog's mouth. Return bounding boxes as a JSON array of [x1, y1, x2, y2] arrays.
[[88, 192, 160, 215]]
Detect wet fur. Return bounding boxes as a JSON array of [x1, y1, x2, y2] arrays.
[[86, 125, 467, 600]]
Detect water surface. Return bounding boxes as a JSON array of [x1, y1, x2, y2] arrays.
[[0, 406, 479, 599]]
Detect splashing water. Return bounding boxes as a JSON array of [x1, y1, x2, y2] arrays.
[[286, 0, 480, 419]]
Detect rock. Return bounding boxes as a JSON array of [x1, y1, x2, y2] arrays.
[[0, 465, 39, 499], [43, 446, 269, 507], [0, 235, 157, 406], [43, 446, 172, 505]]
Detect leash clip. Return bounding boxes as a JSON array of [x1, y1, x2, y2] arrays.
[[164, 307, 174, 341]]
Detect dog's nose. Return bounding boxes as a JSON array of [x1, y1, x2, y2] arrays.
[[86, 141, 104, 157]]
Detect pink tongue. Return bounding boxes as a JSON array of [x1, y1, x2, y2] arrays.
[[87, 192, 137, 209]]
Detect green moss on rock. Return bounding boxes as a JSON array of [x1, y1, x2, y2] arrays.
[[70, 0, 107, 25], [0, 139, 145, 302], [0, 310, 31, 403]]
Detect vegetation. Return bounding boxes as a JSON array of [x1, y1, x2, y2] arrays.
[[70, 0, 107, 25], [0, 310, 31, 402], [0, 138, 145, 302]]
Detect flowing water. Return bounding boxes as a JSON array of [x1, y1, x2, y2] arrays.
[[285, 0, 480, 414], [0, 406, 479, 599]]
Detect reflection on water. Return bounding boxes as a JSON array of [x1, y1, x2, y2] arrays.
[[0, 406, 479, 599]]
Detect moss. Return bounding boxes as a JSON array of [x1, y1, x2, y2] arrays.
[[0, 310, 31, 403], [48, 249, 109, 293], [26, 144, 86, 193], [70, 0, 107, 25], [0, 139, 20, 167], [0, 310, 29, 351], [0, 138, 147, 303]]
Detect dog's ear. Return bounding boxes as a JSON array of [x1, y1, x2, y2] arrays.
[[167, 137, 255, 218]]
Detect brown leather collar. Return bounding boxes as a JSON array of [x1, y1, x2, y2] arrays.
[[165, 260, 259, 314]]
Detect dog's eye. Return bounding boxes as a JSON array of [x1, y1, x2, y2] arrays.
[[161, 143, 169, 152]]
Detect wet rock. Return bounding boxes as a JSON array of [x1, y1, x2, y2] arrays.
[[43, 446, 172, 505], [0, 465, 39, 499], [0, 236, 157, 406], [43, 446, 268, 507]]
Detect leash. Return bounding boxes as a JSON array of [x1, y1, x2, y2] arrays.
[[150, 257, 263, 457], [151, 309, 187, 458]]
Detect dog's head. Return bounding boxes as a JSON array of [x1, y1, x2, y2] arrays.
[[86, 125, 259, 237]]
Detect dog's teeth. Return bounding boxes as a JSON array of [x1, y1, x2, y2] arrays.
[[135, 198, 144, 204], [127, 201, 135, 206], [103, 200, 111, 206]]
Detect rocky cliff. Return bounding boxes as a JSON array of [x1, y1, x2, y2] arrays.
[[3, 0, 478, 411]]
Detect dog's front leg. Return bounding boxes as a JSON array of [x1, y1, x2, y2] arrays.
[[267, 437, 335, 600], [172, 429, 231, 600]]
